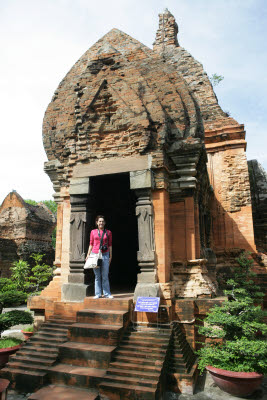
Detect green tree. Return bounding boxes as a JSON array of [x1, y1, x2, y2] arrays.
[[28, 253, 54, 292], [25, 199, 57, 215], [209, 73, 224, 87], [197, 252, 267, 374], [10, 260, 30, 291]]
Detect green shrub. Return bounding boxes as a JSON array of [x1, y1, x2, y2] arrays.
[[1, 282, 18, 292], [0, 278, 13, 291], [10, 260, 30, 290], [0, 337, 23, 348], [0, 291, 27, 307], [28, 253, 54, 291], [0, 310, 33, 336], [198, 251, 267, 374]]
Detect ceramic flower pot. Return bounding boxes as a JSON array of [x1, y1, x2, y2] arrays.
[[21, 330, 34, 341], [0, 378, 9, 399], [206, 365, 263, 397], [0, 344, 22, 367]]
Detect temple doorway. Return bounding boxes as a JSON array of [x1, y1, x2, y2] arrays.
[[89, 173, 139, 293]]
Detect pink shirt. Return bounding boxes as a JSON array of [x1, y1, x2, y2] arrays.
[[90, 229, 112, 254]]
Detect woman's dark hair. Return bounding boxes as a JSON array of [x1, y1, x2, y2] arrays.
[[95, 215, 105, 226]]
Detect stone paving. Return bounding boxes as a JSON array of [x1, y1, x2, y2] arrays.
[[5, 373, 267, 399]]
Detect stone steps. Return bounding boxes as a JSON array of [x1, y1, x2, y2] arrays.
[[113, 354, 164, 366], [0, 367, 46, 393], [0, 317, 74, 392], [119, 343, 168, 353], [100, 380, 158, 400], [77, 308, 129, 326], [166, 323, 197, 383], [83, 297, 132, 311], [102, 373, 158, 388], [4, 361, 49, 373], [49, 364, 106, 388], [58, 341, 116, 368], [9, 355, 54, 365], [23, 341, 61, 350], [28, 384, 99, 400], [41, 326, 69, 333], [29, 298, 133, 398], [107, 367, 160, 379], [44, 322, 73, 329], [31, 334, 67, 343], [116, 349, 165, 359], [99, 325, 169, 399], [69, 322, 124, 345], [109, 361, 162, 373], [121, 338, 169, 348]]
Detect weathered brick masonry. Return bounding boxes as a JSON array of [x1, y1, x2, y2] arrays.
[[0, 191, 56, 277]]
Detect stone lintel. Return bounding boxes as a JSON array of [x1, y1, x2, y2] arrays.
[[72, 155, 152, 178], [69, 177, 90, 195]]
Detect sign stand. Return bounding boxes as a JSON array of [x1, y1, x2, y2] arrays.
[[132, 297, 161, 332]]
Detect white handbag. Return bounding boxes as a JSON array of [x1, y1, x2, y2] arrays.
[[84, 251, 102, 269]]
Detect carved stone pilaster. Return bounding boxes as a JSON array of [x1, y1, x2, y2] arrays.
[[135, 189, 155, 274], [62, 177, 92, 302], [69, 195, 89, 281], [134, 189, 157, 296]]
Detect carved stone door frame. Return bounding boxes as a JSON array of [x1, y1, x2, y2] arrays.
[[63, 167, 158, 301], [130, 170, 159, 299]]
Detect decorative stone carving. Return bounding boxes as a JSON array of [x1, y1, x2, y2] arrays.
[[44, 159, 62, 201], [69, 195, 91, 282], [135, 189, 155, 278], [62, 189, 93, 302]]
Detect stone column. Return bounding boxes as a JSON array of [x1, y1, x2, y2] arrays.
[[69, 195, 89, 280], [130, 170, 158, 299], [62, 177, 92, 301], [136, 189, 155, 280]]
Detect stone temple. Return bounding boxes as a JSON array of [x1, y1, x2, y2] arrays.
[[2, 9, 266, 399]]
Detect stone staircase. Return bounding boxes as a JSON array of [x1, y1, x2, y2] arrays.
[[28, 298, 132, 400], [1, 297, 199, 398], [166, 323, 198, 394], [99, 325, 171, 400], [0, 316, 74, 392]]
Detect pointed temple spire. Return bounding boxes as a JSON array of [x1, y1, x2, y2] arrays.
[[153, 8, 179, 52]]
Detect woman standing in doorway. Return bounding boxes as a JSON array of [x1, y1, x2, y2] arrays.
[[86, 215, 113, 299]]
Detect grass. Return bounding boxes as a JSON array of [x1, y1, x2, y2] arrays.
[[0, 337, 23, 349], [22, 326, 34, 332]]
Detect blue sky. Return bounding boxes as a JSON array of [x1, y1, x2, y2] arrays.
[[0, 0, 266, 203]]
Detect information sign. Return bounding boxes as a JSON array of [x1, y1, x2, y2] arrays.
[[134, 297, 160, 313]]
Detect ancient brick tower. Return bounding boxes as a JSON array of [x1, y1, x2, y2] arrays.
[[13, 9, 266, 397], [38, 8, 257, 304], [0, 191, 56, 277]]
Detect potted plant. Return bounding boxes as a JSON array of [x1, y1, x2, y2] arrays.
[[198, 252, 267, 397], [0, 310, 34, 366], [21, 325, 34, 341]]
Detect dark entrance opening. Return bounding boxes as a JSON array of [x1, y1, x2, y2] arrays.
[[89, 173, 138, 293]]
